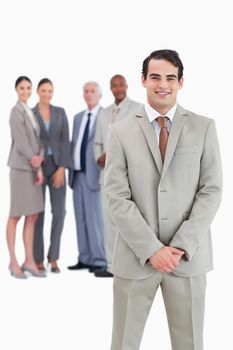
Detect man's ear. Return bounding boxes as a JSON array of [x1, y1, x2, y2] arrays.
[[141, 75, 146, 87], [178, 77, 184, 89]]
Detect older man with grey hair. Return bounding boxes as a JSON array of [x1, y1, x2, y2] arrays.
[[68, 82, 108, 275]]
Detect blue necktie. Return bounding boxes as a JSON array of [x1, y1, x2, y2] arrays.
[[80, 112, 91, 171]]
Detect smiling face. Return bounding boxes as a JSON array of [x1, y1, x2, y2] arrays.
[[142, 59, 183, 115], [37, 82, 53, 104], [15, 80, 32, 103]]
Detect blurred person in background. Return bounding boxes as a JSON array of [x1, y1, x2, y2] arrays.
[[6, 76, 45, 279], [68, 82, 108, 276], [33, 78, 72, 273], [94, 74, 142, 277]]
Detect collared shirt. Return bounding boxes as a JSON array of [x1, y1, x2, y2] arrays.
[[144, 102, 177, 142], [20, 101, 37, 130], [112, 96, 129, 122], [43, 120, 53, 155], [74, 104, 100, 170]]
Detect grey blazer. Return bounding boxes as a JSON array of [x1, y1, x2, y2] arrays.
[[7, 101, 44, 172], [69, 108, 102, 190], [33, 104, 72, 169], [104, 105, 223, 279]]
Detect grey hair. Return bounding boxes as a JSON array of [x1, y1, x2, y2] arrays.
[[83, 81, 102, 96]]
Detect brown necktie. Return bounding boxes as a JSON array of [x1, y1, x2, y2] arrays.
[[156, 116, 169, 162]]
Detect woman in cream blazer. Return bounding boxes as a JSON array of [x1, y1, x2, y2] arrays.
[[6, 76, 45, 278]]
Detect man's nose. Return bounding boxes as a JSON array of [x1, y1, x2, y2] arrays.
[[158, 78, 168, 89]]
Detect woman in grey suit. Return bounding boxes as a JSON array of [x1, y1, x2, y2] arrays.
[[6, 76, 45, 279], [33, 78, 72, 273]]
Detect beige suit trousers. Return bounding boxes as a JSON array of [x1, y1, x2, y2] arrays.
[[111, 272, 206, 350]]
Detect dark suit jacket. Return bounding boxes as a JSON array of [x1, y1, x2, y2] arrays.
[[69, 108, 102, 190], [33, 104, 72, 169]]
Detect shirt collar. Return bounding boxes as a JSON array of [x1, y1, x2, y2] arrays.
[[145, 102, 177, 123], [114, 96, 129, 109], [87, 104, 100, 117]]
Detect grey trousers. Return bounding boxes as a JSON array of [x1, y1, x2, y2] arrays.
[[34, 156, 66, 263], [73, 172, 106, 267], [111, 272, 206, 350]]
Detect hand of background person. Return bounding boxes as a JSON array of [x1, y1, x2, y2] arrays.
[[30, 155, 44, 168], [35, 169, 44, 186], [52, 167, 65, 188], [149, 246, 184, 273], [97, 153, 106, 168]]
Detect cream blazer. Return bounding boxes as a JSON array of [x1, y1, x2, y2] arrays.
[[7, 101, 44, 171], [104, 105, 223, 279]]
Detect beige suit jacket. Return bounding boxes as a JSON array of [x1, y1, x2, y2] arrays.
[[94, 97, 142, 184], [7, 101, 44, 172], [104, 105, 223, 279]]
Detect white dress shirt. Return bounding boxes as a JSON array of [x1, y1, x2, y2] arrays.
[[20, 101, 37, 130], [74, 104, 100, 170], [144, 102, 177, 142]]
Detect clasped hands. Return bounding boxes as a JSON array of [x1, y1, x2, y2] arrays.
[[149, 246, 185, 273], [30, 155, 44, 186], [30, 155, 44, 168]]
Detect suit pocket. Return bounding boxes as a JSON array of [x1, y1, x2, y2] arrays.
[[175, 145, 199, 156]]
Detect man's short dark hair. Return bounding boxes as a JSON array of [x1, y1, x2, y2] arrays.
[[142, 49, 184, 80]]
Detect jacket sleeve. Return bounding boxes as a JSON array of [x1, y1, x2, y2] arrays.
[[93, 110, 104, 163], [104, 124, 164, 266], [59, 108, 72, 168], [10, 108, 34, 160], [170, 120, 223, 261]]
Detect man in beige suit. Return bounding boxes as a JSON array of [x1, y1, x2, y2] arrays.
[[94, 75, 142, 277], [104, 50, 222, 349]]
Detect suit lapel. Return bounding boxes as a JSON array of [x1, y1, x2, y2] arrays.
[[75, 113, 83, 137], [49, 105, 57, 137], [118, 98, 129, 120], [88, 107, 102, 141], [19, 102, 40, 138], [136, 107, 163, 175], [161, 105, 188, 179], [33, 104, 49, 139]]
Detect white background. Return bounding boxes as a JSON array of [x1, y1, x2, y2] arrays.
[[0, 0, 232, 349]]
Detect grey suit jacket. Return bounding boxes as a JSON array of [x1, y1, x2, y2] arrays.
[[33, 104, 72, 169], [104, 104, 223, 279], [94, 97, 142, 184], [7, 101, 44, 172], [69, 108, 102, 191]]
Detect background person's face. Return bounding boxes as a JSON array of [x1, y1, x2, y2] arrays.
[[110, 77, 127, 103], [83, 83, 101, 109], [37, 83, 53, 104], [16, 80, 32, 103]]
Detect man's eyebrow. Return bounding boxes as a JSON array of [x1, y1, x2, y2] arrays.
[[148, 73, 178, 78], [148, 73, 160, 78]]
